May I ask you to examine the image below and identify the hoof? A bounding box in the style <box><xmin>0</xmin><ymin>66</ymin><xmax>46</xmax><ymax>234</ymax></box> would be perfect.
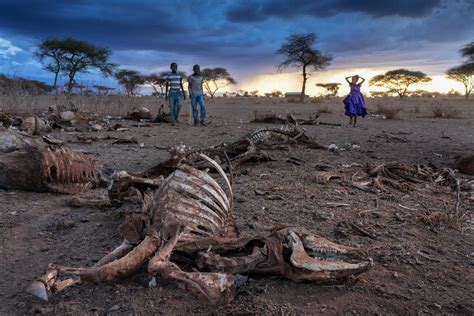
<box><xmin>27</xmin><ymin>281</ymin><xmax>49</xmax><ymax>301</ymax></box>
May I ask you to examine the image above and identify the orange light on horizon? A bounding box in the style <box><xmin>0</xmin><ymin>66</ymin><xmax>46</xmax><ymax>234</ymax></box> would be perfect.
<box><xmin>230</xmin><ymin>68</ymin><xmax>466</xmax><ymax>96</ymax></box>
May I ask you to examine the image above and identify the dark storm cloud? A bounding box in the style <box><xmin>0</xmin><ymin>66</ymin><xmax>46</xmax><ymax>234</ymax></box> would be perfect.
<box><xmin>1</xmin><ymin>0</ymin><xmax>473</xmax><ymax>84</ymax></box>
<box><xmin>226</xmin><ymin>0</ymin><xmax>442</xmax><ymax>22</ymax></box>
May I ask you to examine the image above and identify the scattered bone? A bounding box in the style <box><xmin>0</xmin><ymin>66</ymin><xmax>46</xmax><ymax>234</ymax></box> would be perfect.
<box><xmin>312</xmin><ymin>171</ymin><xmax>342</xmax><ymax>184</ymax></box>
<box><xmin>59</xmin><ymin>111</ymin><xmax>76</xmax><ymax>123</ymax></box>
<box><xmin>21</xmin><ymin>116</ymin><xmax>51</xmax><ymax>135</ymax></box>
<box><xmin>90</xmin><ymin>124</ymin><xmax>103</xmax><ymax>132</ymax></box>
<box><xmin>30</xmin><ymin>155</ymin><xmax>372</xmax><ymax>305</ymax></box>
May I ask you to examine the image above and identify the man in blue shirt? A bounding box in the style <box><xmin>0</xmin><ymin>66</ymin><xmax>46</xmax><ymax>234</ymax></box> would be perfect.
<box><xmin>165</xmin><ymin>63</ymin><xmax>186</xmax><ymax>124</ymax></box>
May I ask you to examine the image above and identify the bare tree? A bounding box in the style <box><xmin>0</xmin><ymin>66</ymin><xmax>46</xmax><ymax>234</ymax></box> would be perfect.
<box><xmin>446</xmin><ymin>63</ymin><xmax>474</xmax><ymax>99</ymax></box>
<box><xmin>202</xmin><ymin>67</ymin><xmax>236</xmax><ymax>98</ymax></box>
<box><xmin>115</xmin><ymin>69</ymin><xmax>144</xmax><ymax>96</ymax></box>
<box><xmin>369</xmin><ymin>69</ymin><xmax>431</xmax><ymax>98</ymax></box>
<box><xmin>276</xmin><ymin>33</ymin><xmax>332</xmax><ymax>102</ymax></box>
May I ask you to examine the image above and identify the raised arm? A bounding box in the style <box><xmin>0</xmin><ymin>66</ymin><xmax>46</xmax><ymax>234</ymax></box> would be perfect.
<box><xmin>358</xmin><ymin>76</ymin><xmax>366</xmax><ymax>85</ymax></box>
<box><xmin>345</xmin><ymin>76</ymin><xmax>352</xmax><ymax>84</ymax></box>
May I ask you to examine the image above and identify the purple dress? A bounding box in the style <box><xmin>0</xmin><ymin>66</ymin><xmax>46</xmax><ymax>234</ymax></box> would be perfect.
<box><xmin>344</xmin><ymin>84</ymin><xmax>367</xmax><ymax>117</ymax></box>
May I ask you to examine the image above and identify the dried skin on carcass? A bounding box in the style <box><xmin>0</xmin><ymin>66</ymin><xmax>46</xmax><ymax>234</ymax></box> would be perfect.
<box><xmin>0</xmin><ymin>130</ymin><xmax>99</xmax><ymax>193</ymax></box>
<box><xmin>30</xmin><ymin>155</ymin><xmax>372</xmax><ymax>305</ymax></box>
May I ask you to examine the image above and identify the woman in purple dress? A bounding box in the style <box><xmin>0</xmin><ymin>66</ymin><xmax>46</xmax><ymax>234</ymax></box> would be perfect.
<box><xmin>343</xmin><ymin>75</ymin><xmax>367</xmax><ymax>127</ymax></box>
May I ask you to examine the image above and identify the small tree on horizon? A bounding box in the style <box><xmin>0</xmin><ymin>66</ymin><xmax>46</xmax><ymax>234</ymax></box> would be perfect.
<box><xmin>446</xmin><ymin>63</ymin><xmax>474</xmax><ymax>99</ymax></box>
<box><xmin>143</xmin><ymin>73</ymin><xmax>167</xmax><ymax>97</ymax></box>
<box><xmin>202</xmin><ymin>67</ymin><xmax>236</xmax><ymax>98</ymax></box>
<box><xmin>316</xmin><ymin>83</ymin><xmax>341</xmax><ymax>97</ymax></box>
<box><xmin>62</xmin><ymin>39</ymin><xmax>116</xmax><ymax>94</ymax></box>
<box><xmin>93</xmin><ymin>85</ymin><xmax>115</xmax><ymax>96</ymax></box>
<box><xmin>276</xmin><ymin>33</ymin><xmax>332</xmax><ymax>102</ymax></box>
<box><xmin>38</xmin><ymin>38</ymin><xmax>116</xmax><ymax>94</ymax></box>
<box><xmin>369</xmin><ymin>69</ymin><xmax>431</xmax><ymax>99</ymax></box>
<box><xmin>115</xmin><ymin>69</ymin><xmax>144</xmax><ymax>96</ymax></box>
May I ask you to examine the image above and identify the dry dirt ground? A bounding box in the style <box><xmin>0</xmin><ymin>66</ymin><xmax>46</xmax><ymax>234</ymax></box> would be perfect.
<box><xmin>1</xmin><ymin>97</ymin><xmax>473</xmax><ymax>315</ymax></box>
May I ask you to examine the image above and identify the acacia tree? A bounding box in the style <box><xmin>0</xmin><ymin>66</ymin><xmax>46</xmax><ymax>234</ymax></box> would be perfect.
<box><xmin>316</xmin><ymin>83</ymin><xmax>341</xmax><ymax>97</ymax></box>
<box><xmin>369</xmin><ymin>69</ymin><xmax>431</xmax><ymax>98</ymax></box>
<box><xmin>50</xmin><ymin>38</ymin><xmax>116</xmax><ymax>94</ymax></box>
<box><xmin>115</xmin><ymin>69</ymin><xmax>144</xmax><ymax>96</ymax></box>
<box><xmin>35</xmin><ymin>38</ymin><xmax>68</xmax><ymax>94</ymax></box>
<box><xmin>276</xmin><ymin>33</ymin><xmax>332</xmax><ymax>102</ymax></box>
<box><xmin>202</xmin><ymin>67</ymin><xmax>236</xmax><ymax>98</ymax></box>
<box><xmin>143</xmin><ymin>73</ymin><xmax>167</xmax><ymax>97</ymax></box>
<box><xmin>446</xmin><ymin>63</ymin><xmax>474</xmax><ymax>99</ymax></box>
<box><xmin>460</xmin><ymin>41</ymin><xmax>474</xmax><ymax>63</ymax></box>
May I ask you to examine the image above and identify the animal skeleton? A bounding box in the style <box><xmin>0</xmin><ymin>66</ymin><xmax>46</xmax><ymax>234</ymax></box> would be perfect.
<box><xmin>0</xmin><ymin>128</ymin><xmax>99</xmax><ymax>194</ymax></box>
<box><xmin>30</xmin><ymin>154</ymin><xmax>372</xmax><ymax>305</ymax></box>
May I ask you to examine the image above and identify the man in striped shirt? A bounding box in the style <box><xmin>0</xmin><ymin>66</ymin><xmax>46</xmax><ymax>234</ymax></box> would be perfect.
<box><xmin>165</xmin><ymin>63</ymin><xmax>186</xmax><ymax>124</ymax></box>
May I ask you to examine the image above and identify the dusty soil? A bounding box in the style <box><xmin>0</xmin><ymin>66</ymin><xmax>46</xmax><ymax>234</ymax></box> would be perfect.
<box><xmin>1</xmin><ymin>97</ymin><xmax>473</xmax><ymax>315</ymax></box>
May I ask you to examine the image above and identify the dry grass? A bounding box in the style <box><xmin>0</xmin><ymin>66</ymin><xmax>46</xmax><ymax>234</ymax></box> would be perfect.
<box><xmin>430</xmin><ymin>103</ymin><xmax>461</xmax><ymax>118</ymax></box>
<box><xmin>316</xmin><ymin>104</ymin><xmax>332</xmax><ymax>114</ymax></box>
<box><xmin>374</xmin><ymin>103</ymin><xmax>402</xmax><ymax>119</ymax></box>
<box><xmin>413</xmin><ymin>103</ymin><xmax>421</xmax><ymax>113</ymax></box>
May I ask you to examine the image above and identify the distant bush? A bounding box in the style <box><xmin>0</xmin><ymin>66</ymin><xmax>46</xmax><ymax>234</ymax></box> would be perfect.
<box><xmin>375</xmin><ymin>104</ymin><xmax>402</xmax><ymax>119</ymax></box>
<box><xmin>316</xmin><ymin>104</ymin><xmax>332</xmax><ymax>114</ymax></box>
<box><xmin>430</xmin><ymin>104</ymin><xmax>461</xmax><ymax>118</ymax></box>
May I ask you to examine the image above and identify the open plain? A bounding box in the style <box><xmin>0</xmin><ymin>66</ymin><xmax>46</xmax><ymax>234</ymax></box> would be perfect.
<box><xmin>0</xmin><ymin>96</ymin><xmax>473</xmax><ymax>315</ymax></box>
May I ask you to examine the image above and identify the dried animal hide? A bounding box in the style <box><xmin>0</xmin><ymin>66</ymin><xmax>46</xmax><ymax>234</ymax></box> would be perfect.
<box><xmin>0</xmin><ymin>129</ymin><xmax>99</xmax><ymax>193</ymax></box>
<box><xmin>30</xmin><ymin>155</ymin><xmax>372</xmax><ymax>305</ymax></box>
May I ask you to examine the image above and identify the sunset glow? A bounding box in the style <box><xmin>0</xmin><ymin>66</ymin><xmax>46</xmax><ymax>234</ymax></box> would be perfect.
<box><xmin>238</xmin><ymin>69</ymin><xmax>465</xmax><ymax>97</ymax></box>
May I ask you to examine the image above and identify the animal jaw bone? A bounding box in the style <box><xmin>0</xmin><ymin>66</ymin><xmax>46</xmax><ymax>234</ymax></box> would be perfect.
<box><xmin>30</xmin><ymin>155</ymin><xmax>372</xmax><ymax>305</ymax></box>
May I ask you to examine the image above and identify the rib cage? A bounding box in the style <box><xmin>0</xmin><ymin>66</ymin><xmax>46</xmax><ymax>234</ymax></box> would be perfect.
<box><xmin>152</xmin><ymin>154</ymin><xmax>235</xmax><ymax>243</ymax></box>
<box><xmin>39</xmin><ymin>146</ymin><xmax>99</xmax><ymax>194</ymax></box>
<box><xmin>245</xmin><ymin>126</ymin><xmax>299</xmax><ymax>144</ymax></box>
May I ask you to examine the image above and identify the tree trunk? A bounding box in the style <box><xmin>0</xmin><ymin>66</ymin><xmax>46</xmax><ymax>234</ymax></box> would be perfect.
<box><xmin>301</xmin><ymin>65</ymin><xmax>307</xmax><ymax>103</ymax></box>
<box><xmin>53</xmin><ymin>71</ymin><xmax>59</xmax><ymax>95</ymax></box>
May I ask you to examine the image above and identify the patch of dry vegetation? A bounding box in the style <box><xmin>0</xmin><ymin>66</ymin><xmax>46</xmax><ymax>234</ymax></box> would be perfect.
<box><xmin>430</xmin><ymin>102</ymin><xmax>461</xmax><ymax>118</ymax></box>
<box><xmin>374</xmin><ymin>103</ymin><xmax>402</xmax><ymax>119</ymax></box>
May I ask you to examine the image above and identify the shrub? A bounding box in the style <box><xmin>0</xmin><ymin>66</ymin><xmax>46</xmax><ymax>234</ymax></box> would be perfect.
<box><xmin>316</xmin><ymin>104</ymin><xmax>332</xmax><ymax>114</ymax></box>
<box><xmin>430</xmin><ymin>104</ymin><xmax>461</xmax><ymax>118</ymax></box>
<box><xmin>375</xmin><ymin>104</ymin><xmax>402</xmax><ymax>119</ymax></box>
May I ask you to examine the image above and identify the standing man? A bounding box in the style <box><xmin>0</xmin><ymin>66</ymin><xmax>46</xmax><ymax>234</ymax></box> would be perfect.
<box><xmin>165</xmin><ymin>63</ymin><xmax>186</xmax><ymax>124</ymax></box>
<box><xmin>187</xmin><ymin>64</ymin><xmax>206</xmax><ymax>126</ymax></box>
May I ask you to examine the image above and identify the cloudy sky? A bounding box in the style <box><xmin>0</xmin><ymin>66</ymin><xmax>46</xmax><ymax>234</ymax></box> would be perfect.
<box><xmin>0</xmin><ymin>0</ymin><xmax>473</xmax><ymax>95</ymax></box>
